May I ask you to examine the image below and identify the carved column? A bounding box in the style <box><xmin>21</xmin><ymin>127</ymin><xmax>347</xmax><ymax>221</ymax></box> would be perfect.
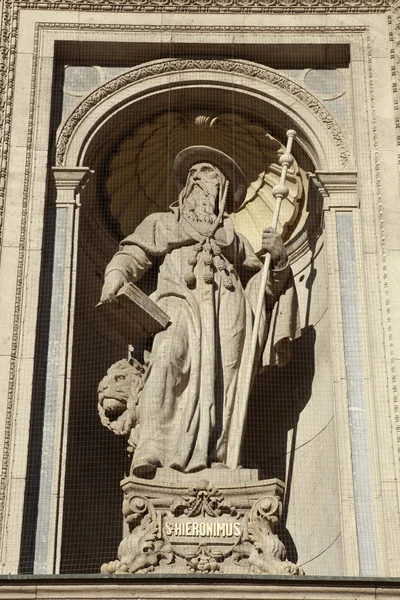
<box><xmin>313</xmin><ymin>170</ymin><xmax>378</xmax><ymax>576</ymax></box>
<box><xmin>33</xmin><ymin>167</ymin><xmax>92</xmax><ymax>574</ymax></box>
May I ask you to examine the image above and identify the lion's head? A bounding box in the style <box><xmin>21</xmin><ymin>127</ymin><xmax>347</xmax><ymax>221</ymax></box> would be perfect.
<box><xmin>98</xmin><ymin>359</ymin><xmax>146</xmax><ymax>440</ymax></box>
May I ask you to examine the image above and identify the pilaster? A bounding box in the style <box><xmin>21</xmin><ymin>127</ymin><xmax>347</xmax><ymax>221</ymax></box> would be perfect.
<box><xmin>312</xmin><ymin>170</ymin><xmax>378</xmax><ymax>576</ymax></box>
<box><xmin>33</xmin><ymin>167</ymin><xmax>92</xmax><ymax>574</ymax></box>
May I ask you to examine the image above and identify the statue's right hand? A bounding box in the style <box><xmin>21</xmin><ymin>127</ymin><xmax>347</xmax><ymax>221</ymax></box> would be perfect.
<box><xmin>100</xmin><ymin>271</ymin><xmax>126</xmax><ymax>303</ymax></box>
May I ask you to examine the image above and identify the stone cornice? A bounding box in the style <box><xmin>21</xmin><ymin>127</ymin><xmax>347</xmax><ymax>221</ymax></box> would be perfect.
<box><xmin>1</xmin><ymin>574</ymin><xmax>400</xmax><ymax>599</ymax></box>
<box><xmin>311</xmin><ymin>171</ymin><xmax>359</xmax><ymax>209</ymax></box>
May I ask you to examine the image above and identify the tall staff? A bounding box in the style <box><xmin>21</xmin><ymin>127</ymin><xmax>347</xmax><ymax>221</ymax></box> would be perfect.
<box><xmin>228</xmin><ymin>129</ymin><xmax>297</xmax><ymax>469</ymax></box>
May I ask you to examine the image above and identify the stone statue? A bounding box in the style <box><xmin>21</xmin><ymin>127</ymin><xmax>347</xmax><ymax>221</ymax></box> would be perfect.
<box><xmin>98</xmin><ymin>144</ymin><xmax>304</xmax><ymax>575</ymax></box>
<box><xmin>100</xmin><ymin>146</ymin><xmax>299</xmax><ymax>479</ymax></box>
<box><xmin>97</xmin><ymin>358</ymin><xmax>146</xmax><ymax>454</ymax></box>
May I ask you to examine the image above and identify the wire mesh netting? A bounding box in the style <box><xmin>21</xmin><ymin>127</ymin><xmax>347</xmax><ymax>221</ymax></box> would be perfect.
<box><xmin>18</xmin><ymin>38</ymin><xmax>355</xmax><ymax>576</ymax></box>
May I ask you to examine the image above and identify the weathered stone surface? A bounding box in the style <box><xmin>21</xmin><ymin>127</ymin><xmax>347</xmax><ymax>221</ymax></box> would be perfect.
<box><xmin>99</xmin><ymin>147</ymin><xmax>299</xmax><ymax>478</ymax></box>
<box><xmin>100</xmin><ymin>475</ymin><xmax>302</xmax><ymax>575</ymax></box>
<box><xmin>98</xmin><ymin>146</ymin><xmax>302</xmax><ymax>575</ymax></box>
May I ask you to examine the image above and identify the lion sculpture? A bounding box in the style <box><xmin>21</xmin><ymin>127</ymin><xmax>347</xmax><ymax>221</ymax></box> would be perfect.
<box><xmin>98</xmin><ymin>358</ymin><xmax>146</xmax><ymax>454</ymax></box>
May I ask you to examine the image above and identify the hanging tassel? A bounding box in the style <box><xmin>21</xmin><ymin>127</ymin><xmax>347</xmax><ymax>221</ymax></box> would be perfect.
<box><xmin>222</xmin><ymin>274</ymin><xmax>234</xmax><ymax>290</ymax></box>
<box><xmin>213</xmin><ymin>252</ymin><xmax>234</xmax><ymax>290</ymax></box>
<box><xmin>202</xmin><ymin>238</ymin><xmax>214</xmax><ymax>284</ymax></box>
<box><xmin>184</xmin><ymin>269</ymin><xmax>196</xmax><ymax>286</ymax></box>
<box><xmin>184</xmin><ymin>241</ymin><xmax>205</xmax><ymax>287</ymax></box>
<box><xmin>203</xmin><ymin>266</ymin><xmax>214</xmax><ymax>284</ymax></box>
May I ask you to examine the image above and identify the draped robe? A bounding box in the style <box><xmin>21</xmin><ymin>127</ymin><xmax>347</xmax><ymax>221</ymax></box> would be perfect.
<box><xmin>105</xmin><ymin>209</ymin><xmax>299</xmax><ymax>475</ymax></box>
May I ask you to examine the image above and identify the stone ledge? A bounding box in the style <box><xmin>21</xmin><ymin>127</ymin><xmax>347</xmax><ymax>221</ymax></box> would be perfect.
<box><xmin>1</xmin><ymin>576</ymin><xmax>400</xmax><ymax>599</ymax></box>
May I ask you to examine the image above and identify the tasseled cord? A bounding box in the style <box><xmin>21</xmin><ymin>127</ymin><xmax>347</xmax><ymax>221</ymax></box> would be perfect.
<box><xmin>182</xmin><ymin>181</ymin><xmax>234</xmax><ymax>290</ymax></box>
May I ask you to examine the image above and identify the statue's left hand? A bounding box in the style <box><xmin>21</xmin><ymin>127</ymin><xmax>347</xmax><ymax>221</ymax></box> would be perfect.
<box><xmin>261</xmin><ymin>227</ymin><xmax>287</xmax><ymax>267</ymax></box>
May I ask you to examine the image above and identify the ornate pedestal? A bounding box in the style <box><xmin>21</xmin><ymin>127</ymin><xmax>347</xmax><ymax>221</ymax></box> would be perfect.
<box><xmin>101</xmin><ymin>469</ymin><xmax>304</xmax><ymax>575</ymax></box>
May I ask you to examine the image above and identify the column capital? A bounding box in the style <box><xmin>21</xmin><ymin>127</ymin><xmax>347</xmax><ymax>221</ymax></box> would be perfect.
<box><xmin>52</xmin><ymin>167</ymin><xmax>93</xmax><ymax>205</ymax></box>
<box><xmin>310</xmin><ymin>171</ymin><xmax>358</xmax><ymax>211</ymax></box>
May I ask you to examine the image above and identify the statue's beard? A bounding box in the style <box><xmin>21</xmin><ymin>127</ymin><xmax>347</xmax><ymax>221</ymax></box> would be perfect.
<box><xmin>182</xmin><ymin>182</ymin><xmax>219</xmax><ymax>226</ymax></box>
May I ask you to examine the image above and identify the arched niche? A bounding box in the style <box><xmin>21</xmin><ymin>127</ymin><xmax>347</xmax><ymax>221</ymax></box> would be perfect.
<box><xmin>50</xmin><ymin>60</ymin><xmax>352</xmax><ymax>574</ymax></box>
<box><xmin>58</xmin><ymin>59</ymin><xmax>353</xmax><ymax>172</ymax></box>
<box><xmin>56</xmin><ymin>58</ymin><xmax>354</xmax><ymax>273</ymax></box>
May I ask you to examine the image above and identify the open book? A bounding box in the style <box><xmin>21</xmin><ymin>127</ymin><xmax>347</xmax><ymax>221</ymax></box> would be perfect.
<box><xmin>96</xmin><ymin>282</ymin><xmax>170</xmax><ymax>341</ymax></box>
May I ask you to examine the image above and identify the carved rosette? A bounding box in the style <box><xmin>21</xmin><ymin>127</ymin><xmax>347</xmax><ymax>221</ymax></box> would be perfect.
<box><xmin>187</xmin><ymin>546</ymin><xmax>220</xmax><ymax>573</ymax></box>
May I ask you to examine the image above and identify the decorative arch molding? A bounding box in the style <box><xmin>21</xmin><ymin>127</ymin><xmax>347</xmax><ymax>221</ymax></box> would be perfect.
<box><xmin>56</xmin><ymin>58</ymin><xmax>354</xmax><ymax>171</ymax></box>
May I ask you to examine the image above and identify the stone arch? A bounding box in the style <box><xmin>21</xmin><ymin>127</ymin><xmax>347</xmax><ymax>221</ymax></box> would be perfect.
<box><xmin>56</xmin><ymin>58</ymin><xmax>354</xmax><ymax>173</ymax></box>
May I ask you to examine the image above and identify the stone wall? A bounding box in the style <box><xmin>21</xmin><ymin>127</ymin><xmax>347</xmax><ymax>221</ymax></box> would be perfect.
<box><xmin>0</xmin><ymin>0</ymin><xmax>400</xmax><ymax>585</ymax></box>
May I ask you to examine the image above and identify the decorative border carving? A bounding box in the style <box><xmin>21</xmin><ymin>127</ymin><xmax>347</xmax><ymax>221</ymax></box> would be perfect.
<box><xmin>383</xmin><ymin>10</ymin><xmax>400</xmax><ymax>458</ymax></box>
<box><xmin>0</xmin><ymin>0</ymin><xmax>20</xmax><ymax>543</ymax></box>
<box><xmin>390</xmin><ymin>2</ymin><xmax>400</xmax><ymax>154</ymax></box>
<box><xmin>19</xmin><ymin>0</ymin><xmax>390</xmax><ymax>12</ymax></box>
<box><xmin>0</xmin><ymin>0</ymin><xmax>17</xmax><ymax>243</ymax></box>
<box><xmin>56</xmin><ymin>58</ymin><xmax>351</xmax><ymax>167</ymax></box>
<box><xmin>33</xmin><ymin>22</ymin><xmax>368</xmax><ymax>32</ymax></box>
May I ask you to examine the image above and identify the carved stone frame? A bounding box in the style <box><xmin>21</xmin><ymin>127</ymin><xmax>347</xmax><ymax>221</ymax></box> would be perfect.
<box><xmin>0</xmin><ymin>5</ymin><xmax>399</xmax><ymax>579</ymax></box>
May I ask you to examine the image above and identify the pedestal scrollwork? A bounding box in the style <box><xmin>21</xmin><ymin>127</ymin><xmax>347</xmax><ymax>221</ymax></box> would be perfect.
<box><xmin>170</xmin><ymin>480</ymin><xmax>238</xmax><ymax>518</ymax></box>
<box><xmin>101</xmin><ymin>495</ymin><xmax>173</xmax><ymax>574</ymax></box>
<box><xmin>101</xmin><ymin>475</ymin><xmax>304</xmax><ymax>575</ymax></box>
<box><xmin>233</xmin><ymin>495</ymin><xmax>304</xmax><ymax>575</ymax></box>
<box><xmin>165</xmin><ymin>480</ymin><xmax>241</xmax><ymax>573</ymax></box>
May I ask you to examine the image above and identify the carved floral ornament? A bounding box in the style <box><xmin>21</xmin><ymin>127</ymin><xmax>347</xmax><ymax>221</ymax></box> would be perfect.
<box><xmin>100</xmin><ymin>481</ymin><xmax>304</xmax><ymax>575</ymax></box>
<box><xmin>55</xmin><ymin>59</ymin><xmax>351</xmax><ymax>170</ymax></box>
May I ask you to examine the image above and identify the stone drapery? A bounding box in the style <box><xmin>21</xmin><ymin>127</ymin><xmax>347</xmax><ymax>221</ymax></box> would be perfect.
<box><xmin>105</xmin><ymin>209</ymin><xmax>299</xmax><ymax>474</ymax></box>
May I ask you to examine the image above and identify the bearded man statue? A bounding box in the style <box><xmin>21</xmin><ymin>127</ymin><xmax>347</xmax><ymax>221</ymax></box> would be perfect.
<box><xmin>100</xmin><ymin>146</ymin><xmax>299</xmax><ymax>478</ymax></box>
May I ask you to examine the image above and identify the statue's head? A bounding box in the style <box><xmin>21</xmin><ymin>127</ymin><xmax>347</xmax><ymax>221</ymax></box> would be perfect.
<box><xmin>173</xmin><ymin>146</ymin><xmax>246</xmax><ymax>219</ymax></box>
<box><xmin>179</xmin><ymin>162</ymin><xmax>223</xmax><ymax>225</ymax></box>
